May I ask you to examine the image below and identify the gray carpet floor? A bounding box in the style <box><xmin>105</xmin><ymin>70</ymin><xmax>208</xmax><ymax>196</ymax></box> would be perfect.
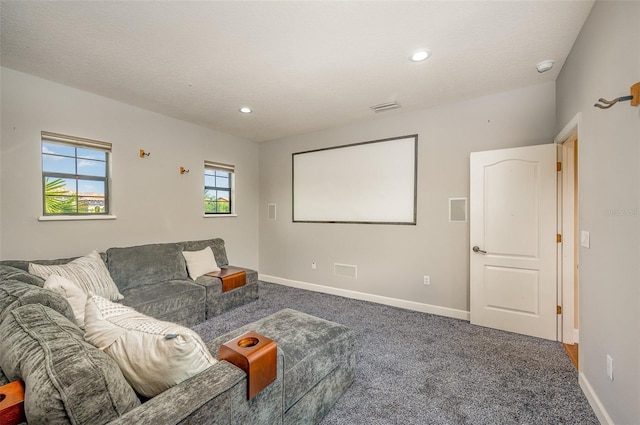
<box><xmin>192</xmin><ymin>282</ymin><xmax>598</xmax><ymax>425</ymax></box>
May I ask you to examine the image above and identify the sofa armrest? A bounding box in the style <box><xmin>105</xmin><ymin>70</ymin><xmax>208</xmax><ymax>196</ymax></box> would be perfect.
<box><xmin>194</xmin><ymin>274</ymin><xmax>224</xmax><ymax>291</ymax></box>
<box><xmin>109</xmin><ymin>356</ymin><xmax>284</xmax><ymax>425</ymax></box>
<box><xmin>193</xmin><ymin>267</ymin><xmax>259</xmax><ymax>318</ymax></box>
<box><xmin>108</xmin><ymin>361</ymin><xmax>245</xmax><ymax>424</ymax></box>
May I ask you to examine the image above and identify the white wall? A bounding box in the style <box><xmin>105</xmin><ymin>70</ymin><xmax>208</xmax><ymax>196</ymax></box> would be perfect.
<box><xmin>0</xmin><ymin>68</ymin><xmax>259</xmax><ymax>268</ymax></box>
<box><xmin>259</xmin><ymin>82</ymin><xmax>556</xmax><ymax>315</ymax></box>
<box><xmin>556</xmin><ymin>2</ymin><xmax>639</xmax><ymax>424</ymax></box>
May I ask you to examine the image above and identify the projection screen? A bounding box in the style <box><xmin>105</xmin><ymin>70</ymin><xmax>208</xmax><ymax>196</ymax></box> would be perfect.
<box><xmin>292</xmin><ymin>135</ymin><xmax>417</xmax><ymax>224</ymax></box>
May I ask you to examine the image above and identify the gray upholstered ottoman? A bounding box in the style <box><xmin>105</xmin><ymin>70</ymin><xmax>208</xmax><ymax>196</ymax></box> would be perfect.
<box><xmin>207</xmin><ymin>309</ymin><xmax>355</xmax><ymax>425</ymax></box>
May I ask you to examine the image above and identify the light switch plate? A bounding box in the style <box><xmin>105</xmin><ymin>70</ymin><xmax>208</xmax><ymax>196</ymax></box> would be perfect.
<box><xmin>581</xmin><ymin>230</ymin><xmax>590</xmax><ymax>248</ymax></box>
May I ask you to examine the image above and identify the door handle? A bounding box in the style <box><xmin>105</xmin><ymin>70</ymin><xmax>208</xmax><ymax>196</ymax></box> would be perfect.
<box><xmin>472</xmin><ymin>246</ymin><xmax>487</xmax><ymax>254</ymax></box>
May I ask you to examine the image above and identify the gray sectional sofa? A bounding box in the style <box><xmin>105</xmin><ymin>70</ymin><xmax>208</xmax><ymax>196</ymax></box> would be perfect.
<box><xmin>0</xmin><ymin>238</ymin><xmax>356</xmax><ymax>424</ymax></box>
<box><xmin>0</xmin><ymin>237</ymin><xmax>259</xmax><ymax>327</ymax></box>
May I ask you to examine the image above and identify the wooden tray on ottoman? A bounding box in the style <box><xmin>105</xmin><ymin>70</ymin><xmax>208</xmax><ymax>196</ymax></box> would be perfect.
<box><xmin>205</xmin><ymin>267</ymin><xmax>246</xmax><ymax>292</ymax></box>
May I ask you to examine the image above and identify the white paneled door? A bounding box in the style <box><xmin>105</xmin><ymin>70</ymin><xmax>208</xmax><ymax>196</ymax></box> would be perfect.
<box><xmin>470</xmin><ymin>144</ymin><xmax>557</xmax><ymax>340</ymax></box>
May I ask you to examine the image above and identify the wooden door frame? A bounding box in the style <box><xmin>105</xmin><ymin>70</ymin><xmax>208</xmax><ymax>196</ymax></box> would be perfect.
<box><xmin>555</xmin><ymin>113</ymin><xmax>581</xmax><ymax>345</ymax></box>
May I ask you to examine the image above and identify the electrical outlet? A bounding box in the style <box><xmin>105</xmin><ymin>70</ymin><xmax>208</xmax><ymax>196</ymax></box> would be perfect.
<box><xmin>606</xmin><ymin>355</ymin><xmax>614</xmax><ymax>380</ymax></box>
<box><xmin>423</xmin><ymin>275</ymin><xmax>430</xmax><ymax>285</ymax></box>
<box><xmin>311</xmin><ymin>262</ymin><xmax>317</xmax><ymax>270</ymax></box>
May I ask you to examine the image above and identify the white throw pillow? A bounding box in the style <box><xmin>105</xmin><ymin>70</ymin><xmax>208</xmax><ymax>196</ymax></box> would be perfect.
<box><xmin>43</xmin><ymin>274</ymin><xmax>88</xmax><ymax>327</ymax></box>
<box><xmin>182</xmin><ymin>246</ymin><xmax>221</xmax><ymax>279</ymax></box>
<box><xmin>83</xmin><ymin>295</ymin><xmax>217</xmax><ymax>397</ymax></box>
<box><xmin>29</xmin><ymin>251</ymin><xmax>123</xmax><ymax>301</ymax></box>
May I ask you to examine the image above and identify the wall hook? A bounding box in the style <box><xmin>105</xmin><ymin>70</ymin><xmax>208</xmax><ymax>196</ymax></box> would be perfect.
<box><xmin>594</xmin><ymin>95</ymin><xmax>633</xmax><ymax>109</ymax></box>
<box><xmin>180</xmin><ymin>166</ymin><xmax>190</xmax><ymax>174</ymax></box>
<box><xmin>139</xmin><ymin>149</ymin><xmax>151</xmax><ymax>158</ymax></box>
<box><xmin>594</xmin><ymin>82</ymin><xmax>639</xmax><ymax>109</ymax></box>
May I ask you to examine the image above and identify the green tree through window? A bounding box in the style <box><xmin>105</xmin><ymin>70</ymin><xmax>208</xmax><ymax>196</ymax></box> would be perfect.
<box><xmin>44</xmin><ymin>177</ymin><xmax>76</xmax><ymax>214</ymax></box>
<box><xmin>204</xmin><ymin>161</ymin><xmax>234</xmax><ymax>215</ymax></box>
<box><xmin>41</xmin><ymin>132</ymin><xmax>111</xmax><ymax>216</ymax></box>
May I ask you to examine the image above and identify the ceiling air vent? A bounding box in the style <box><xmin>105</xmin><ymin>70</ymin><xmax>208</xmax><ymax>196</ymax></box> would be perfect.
<box><xmin>370</xmin><ymin>101</ymin><xmax>401</xmax><ymax>113</ymax></box>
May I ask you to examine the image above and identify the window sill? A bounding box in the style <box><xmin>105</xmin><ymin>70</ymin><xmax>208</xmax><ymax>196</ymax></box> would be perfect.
<box><xmin>38</xmin><ymin>215</ymin><xmax>117</xmax><ymax>222</ymax></box>
<box><xmin>203</xmin><ymin>214</ymin><xmax>237</xmax><ymax>218</ymax></box>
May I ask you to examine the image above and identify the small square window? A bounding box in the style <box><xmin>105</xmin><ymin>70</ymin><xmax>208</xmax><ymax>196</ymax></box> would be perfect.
<box><xmin>41</xmin><ymin>132</ymin><xmax>111</xmax><ymax>216</ymax></box>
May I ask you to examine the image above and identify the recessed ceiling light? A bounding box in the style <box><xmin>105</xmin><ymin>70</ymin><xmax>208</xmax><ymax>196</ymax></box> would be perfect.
<box><xmin>239</xmin><ymin>107</ymin><xmax>252</xmax><ymax>114</ymax></box>
<box><xmin>536</xmin><ymin>60</ymin><xmax>555</xmax><ymax>73</ymax></box>
<box><xmin>410</xmin><ymin>50</ymin><xmax>431</xmax><ymax>62</ymax></box>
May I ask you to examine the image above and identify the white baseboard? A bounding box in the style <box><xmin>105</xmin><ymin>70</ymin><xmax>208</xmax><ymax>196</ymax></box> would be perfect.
<box><xmin>573</xmin><ymin>328</ymin><xmax>579</xmax><ymax>344</ymax></box>
<box><xmin>259</xmin><ymin>274</ymin><xmax>470</xmax><ymax>321</ymax></box>
<box><xmin>579</xmin><ymin>372</ymin><xmax>614</xmax><ymax>425</ymax></box>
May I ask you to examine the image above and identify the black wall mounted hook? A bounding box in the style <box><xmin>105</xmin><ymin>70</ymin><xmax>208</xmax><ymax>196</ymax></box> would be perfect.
<box><xmin>594</xmin><ymin>82</ymin><xmax>639</xmax><ymax>109</ymax></box>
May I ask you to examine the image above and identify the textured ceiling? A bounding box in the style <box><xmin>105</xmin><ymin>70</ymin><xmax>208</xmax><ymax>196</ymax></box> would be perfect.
<box><xmin>0</xmin><ymin>1</ymin><xmax>594</xmax><ymax>143</ymax></box>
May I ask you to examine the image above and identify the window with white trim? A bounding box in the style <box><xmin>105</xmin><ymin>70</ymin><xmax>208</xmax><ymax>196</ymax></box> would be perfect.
<box><xmin>204</xmin><ymin>160</ymin><xmax>234</xmax><ymax>214</ymax></box>
<box><xmin>41</xmin><ymin>131</ymin><xmax>111</xmax><ymax>216</ymax></box>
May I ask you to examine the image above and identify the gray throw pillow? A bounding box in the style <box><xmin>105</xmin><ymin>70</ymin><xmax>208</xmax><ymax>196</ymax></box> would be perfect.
<box><xmin>0</xmin><ymin>279</ymin><xmax>76</xmax><ymax>324</ymax></box>
<box><xmin>0</xmin><ymin>304</ymin><xmax>140</xmax><ymax>424</ymax></box>
<box><xmin>107</xmin><ymin>243</ymin><xmax>188</xmax><ymax>291</ymax></box>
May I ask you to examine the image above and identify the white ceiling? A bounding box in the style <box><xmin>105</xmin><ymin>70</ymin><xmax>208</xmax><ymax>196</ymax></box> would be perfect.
<box><xmin>0</xmin><ymin>1</ymin><xmax>594</xmax><ymax>143</ymax></box>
